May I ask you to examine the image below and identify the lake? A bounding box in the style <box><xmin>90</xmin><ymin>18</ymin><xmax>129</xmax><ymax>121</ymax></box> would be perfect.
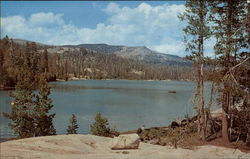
<box><xmin>0</xmin><ymin>80</ymin><xmax>218</xmax><ymax>138</ymax></box>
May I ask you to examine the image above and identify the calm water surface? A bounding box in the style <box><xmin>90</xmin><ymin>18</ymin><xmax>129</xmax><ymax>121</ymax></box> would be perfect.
<box><xmin>0</xmin><ymin>80</ymin><xmax>217</xmax><ymax>138</ymax></box>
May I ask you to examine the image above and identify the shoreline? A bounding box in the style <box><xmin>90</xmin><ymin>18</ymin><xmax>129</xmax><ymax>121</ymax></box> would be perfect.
<box><xmin>0</xmin><ymin>78</ymin><xmax>198</xmax><ymax>91</ymax></box>
<box><xmin>0</xmin><ymin>109</ymin><xmax>222</xmax><ymax>142</ymax></box>
<box><xmin>0</xmin><ymin>86</ymin><xmax>15</xmax><ymax>91</ymax></box>
<box><xmin>57</xmin><ymin>77</ymin><xmax>191</xmax><ymax>82</ymax></box>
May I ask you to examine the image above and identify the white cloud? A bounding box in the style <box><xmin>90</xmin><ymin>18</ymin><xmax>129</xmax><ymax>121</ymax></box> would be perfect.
<box><xmin>28</xmin><ymin>12</ymin><xmax>64</xmax><ymax>26</ymax></box>
<box><xmin>1</xmin><ymin>16</ymin><xmax>26</xmax><ymax>34</ymax></box>
<box><xmin>152</xmin><ymin>43</ymin><xmax>185</xmax><ymax>55</ymax></box>
<box><xmin>102</xmin><ymin>2</ymin><xmax>121</xmax><ymax>14</ymax></box>
<box><xmin>1</xmin><ymin>2</ymin><xmax>206</xmax><ymax>56</ymax></box>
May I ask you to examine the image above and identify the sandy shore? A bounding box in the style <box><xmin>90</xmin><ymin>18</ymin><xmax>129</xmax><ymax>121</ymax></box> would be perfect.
<box><xmin>1</xmin><ymin>134</ymin><xmax>249</xmax><ymax>159</ymax></box>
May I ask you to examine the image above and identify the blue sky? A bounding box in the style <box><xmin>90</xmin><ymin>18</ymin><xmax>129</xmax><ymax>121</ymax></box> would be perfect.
<box><xmin>1</xmin><ymin>1</ymin><xmax>214</xmax><ymax>56</ymax></box>
<box><xmin>2</xmin><ymin>1</ymin><xmax>184</xmax><ymax>28</ymax></box>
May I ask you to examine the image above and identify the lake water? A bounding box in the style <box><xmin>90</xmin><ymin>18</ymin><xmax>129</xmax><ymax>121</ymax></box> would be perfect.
<box><xmin>0</xmin><ymin>80</ymin><xmax>218</xmax><ymax>138</ymax></box>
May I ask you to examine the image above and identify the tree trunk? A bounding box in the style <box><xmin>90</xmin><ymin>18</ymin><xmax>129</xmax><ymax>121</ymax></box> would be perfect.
<box><xmin>222</xmin><ymin>91</ymin><xmax>230</xmax><ymax>143</ymax></box>
<box><xmin>198</xmin><ymin>1</ymin><xmax>205</xmax><ymax>141</ymax></box>
<box><xmin>200</xmin><ymin>63</ymin><xmax>206</xmax><ymax>141</ymax></box>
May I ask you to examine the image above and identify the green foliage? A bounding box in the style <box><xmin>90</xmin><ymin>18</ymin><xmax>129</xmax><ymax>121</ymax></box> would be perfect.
<box><xmin>39</xmin><ymin>48</ymin><xmax>49</xmax><ymax>73</ymax></box>
<box><xmin>164</xmin><ymin>122</ymin><xmax>198</xmax><ymax>149</ymax></box>
<box><xmin>179</xmin><ymin>0</ymin><xmax>211</xmax><ymax>61</ymax></box>
<box><xmin>208</xmin><ymin>0</ymin><xmax>249</xmax><ymax>142</ymax></box>
<box><xmin>3</xmin><ymin>62</ymin><xmax>37</xmax><ymax>138</ymax></box>
<box><xmin>67</xmin><ymin>114</ymin><xmax>79</xmax><ymax>134</ymax></box>
<box><xmin>139</xmin><ymin>119</ymin><xmax>198</xmax><ymax>149</ymax></box>
<box><xmin>35</xmin><ymin>74</ymin><xmax>56</xmax><ymax>136</ymax></box>
<box><xmin>139</xmin><ymin>128</ymin><xmax>166</xmax><ymax>141</ymax></box>
<box><xmin>0</xmin><ymin>37</ymin><xmax>19</xmax><ymax>88</ymax></box>
<box><xmin>0</xmin><ymin>37</ymin><xmax>196</xmax><ymax>87</ymax></box>
<box><xmin>4</xmin><ymin>90</ymin><xmax>36</xmax><ymax>138</ymax></box>
<box><xmin>208</xmin><ymin>0</ymin><xmax>248</xmax><ymax>88</ymax></box>
<box><xmin>179</xmin><ymin>0</ymin><xmax>211</xmax><ymax>141</ymax></box>
<box><xmin>3</xmin><ymin>42</ymin><xmax>56</xmax><ymax>138</ymax></box>
<box><xmin>184</xmin><ymin>114</ymin><xmax>190</xmax><ymax>120</ymax></box>
<box><xmin>90</xmin><ymin>112</ymin><xmax>110</xmax><ymax>137</ymax></box>
<box><xmin>0</xmin><ymin>37</ymin><xmax>7</xmax><ymax>87</ymax></box>
<box><xmin>3</xmin><ymin>74</ymin><xmax>56</xmax><ymax>138</ymax></box>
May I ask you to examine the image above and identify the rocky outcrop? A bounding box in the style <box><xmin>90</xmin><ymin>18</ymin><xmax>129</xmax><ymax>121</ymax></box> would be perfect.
<box><xmin>1</xmin><ymin>134</ymin><xmax>249</xmax><ymax>159</ymax></box>
<box><xmin>109</xmin><ymin>134</ymin><xmax>140</xmax><ymax>150</ymax></box>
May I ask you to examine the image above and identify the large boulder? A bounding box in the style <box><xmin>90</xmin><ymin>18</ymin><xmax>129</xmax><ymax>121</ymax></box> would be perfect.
<box><xmin>109</xmin><ymin>134</ymin><xmax>140</xmax><ymax>150</ymax></box>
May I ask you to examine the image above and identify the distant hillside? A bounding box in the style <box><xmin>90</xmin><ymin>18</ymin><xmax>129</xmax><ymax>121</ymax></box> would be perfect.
<box><xmin>13</xmin><ymin>39</ymin><xmax>50</xmax><ymax>47</ymax></box>
<box><xmin>13</xmin><ymin>39</ymin><xmax>190</xmax><ymax>66</ymax></box>
<box><xmin>64</xmin><ymin>44</ymin><xmax>124</xmax><ymax>54</ymax></box>
<box><xmin>63</xmin><ymin>44</ymin><xmax>190</xmax><ymax>66</ymax></box>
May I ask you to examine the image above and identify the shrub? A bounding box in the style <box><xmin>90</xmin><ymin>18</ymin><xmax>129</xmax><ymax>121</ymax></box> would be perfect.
<box><xmin>67</xmin><ymin>114</ymin><xmax>79</xmax><ymax>134</ymax></box>
<box><xmin>90</xmin><ymin>113</ymin><xmax>111</xmax><ymax>137</ymax></box>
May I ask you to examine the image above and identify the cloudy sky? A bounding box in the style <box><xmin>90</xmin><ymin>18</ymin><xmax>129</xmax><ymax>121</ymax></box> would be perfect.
<box><xmin>1</xmin><ymin>1</ymin><xmax>214</xmax><ymax>56</ymax></box>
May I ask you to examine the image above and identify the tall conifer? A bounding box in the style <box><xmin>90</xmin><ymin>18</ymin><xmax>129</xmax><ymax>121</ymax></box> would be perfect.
<box><xmin>179</xmin><ymin>0</ymin><xmax>211</xmax><ymax>141</ymax></box>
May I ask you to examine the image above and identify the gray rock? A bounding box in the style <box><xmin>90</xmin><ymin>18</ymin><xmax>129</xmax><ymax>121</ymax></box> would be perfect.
<box><xmin>109</xmin><ymin>134</ymin><xmax>140</xmax><ymax>150</ymax></box>
<box><xmin>148</xmin><ymin>138</ymin><xmax>160</xmax><ymax>145</ymax></box>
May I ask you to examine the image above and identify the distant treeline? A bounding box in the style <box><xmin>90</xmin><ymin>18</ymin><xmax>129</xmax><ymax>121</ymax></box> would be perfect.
<box><xmin>0</xmin><ymin>37</ymin><xmax>197</xmax><ymax>88</ymax></box>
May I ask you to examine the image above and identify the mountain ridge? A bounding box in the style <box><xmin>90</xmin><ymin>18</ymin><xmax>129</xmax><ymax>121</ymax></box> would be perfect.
<box><xmin>12</xmin><ymin>38</ymin><xmax>190</xmax><ymax>66</ymax></box>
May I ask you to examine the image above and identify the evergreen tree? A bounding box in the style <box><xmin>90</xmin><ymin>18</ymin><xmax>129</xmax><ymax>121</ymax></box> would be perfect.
<box><xmin>209</xmin><ymin>0</ymin><xmax>249</xmax><ymax>143</ymax></box>
<box><xmin>67</xmin><ymin>114</ymin><xmax>79</xmax><ymax>134</ymax></box>
<box><xmin>0</xmin><ymin>37</ymin><xmax>8</xmax><ymax>87</ymax></box>
<box><xmin>40</xmin><ymin>48</ymin><xmax>49</xmax><ymax>73</ymax></box>
<box><xmin>24</xmin><ymin>42</ymin><xmax>39</xmax><ymax>88</ymax></box>
<box><xmin>0</xmin><ymin>36</ymin><xmax>18</xmax><ymax>87</ymax></box>
<box><xmin>3</xmin><ymin>60</ymin><xmax>36</xmax><ymax>138</ymax></box>
<box><xmin>90</xmin><ymin>113</ymin><xmax>110</xmax><ymax>137</ymax></box>
<box><xmin>35</xmin><ymin>74</ymin><xmax>56</xmax><ymax>136</ymax></box>
<box><xmin>179</xmin><ymin>0</ymin><xmax>211</xmax><ymax>141</ymax></box>
<box><xmin>3</xmin><ymin>43</ymin><xmax>56</xmax><ymax>138</ymax></box>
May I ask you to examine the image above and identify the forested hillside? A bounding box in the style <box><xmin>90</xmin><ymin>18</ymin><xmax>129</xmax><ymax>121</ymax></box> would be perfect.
<box><xmin>64</xmin><ymin>43</ymin><xmax>190</xmax><ymax>66</ymax></box>
<box><xmin>0</xmin><ymin>37</ymin><xmax>195</xmax><ymax>89</ymax></box>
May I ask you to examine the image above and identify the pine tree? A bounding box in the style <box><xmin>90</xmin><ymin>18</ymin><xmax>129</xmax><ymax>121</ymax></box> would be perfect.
<box><xmin>3</xmin><ymin>43</ymin><xmax>56</xmax><ymax>138</ymax></box>
<box><xmin>0</xmin><ymin>37</ymin><xmax>8</xmax><ymax>87</ymax></box>
<box><xmin>0</xmin><ymin>36</ymin><xmax>17</xmax><ymax>88</ymax></box>
<box><xmin>67</xmin><ymin>114</ymin><xmax>79</xmax><ymax>134</ymax></box>
<box><xmin>35</xmin><ymin>74</ymin><xmax>56</xmax><ymax>136</ymax></box>
<box><xmin>90</xmin><ymin>113</ymin><xmax>110</xmax><ymax>137</ymax></box>
<box><xmin>179</xmin><ymin>0</ymin><xmax>211</xmax><ymax>141</ymax></box>
<box><xmin>3</xmin><ymin>59</ymin><xmax>37</xmax><ymax>138</ymax></box>
<box><xmin>24</xmin><ymin>42</ymin><xmax>39</xmax><ymax>88</ymax></box>
<box><xmin>209</xmin><ymin>0</ymin><xmax>248</xmax><ymax>143</ymax></box>
<box><xmin>39</xmin><ymin>48</ymin><xmax>49</xmax><ymax>73</ymax></box>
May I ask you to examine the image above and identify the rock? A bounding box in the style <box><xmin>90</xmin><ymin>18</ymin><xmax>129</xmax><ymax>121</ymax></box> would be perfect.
<box><xmin>171</xmin><ymin>121</ymin><xmax>180</xmax><ymax>129</ymax></box>
<box><xmin>148</xmin><ymin>138</ymin><xmax>160</xmax><ymax>145</ymax></box>
<box><xmin>181</xmin><ymin>119</ymin><xmax>188</xmax><ymax>127</ymax></box>
<box><xmin>109</xmin><ymin>134</ymin><xmax>140</xmax><ymax>150</ymax></box>
<box><xmin>1</xmin><ymin>134</ymin><xmax>250</xmax><ymax>159</ymax></box>
<box><xmin>211</xmin><ymin>108</ymin><xmax>222</xmax><ymax>118</ymax></box>
<box><xmin>168</xmin><ymin>90</ymin><xmax>176</xmax><ymax>93</ymax></box>
<box><xmin>137</xmin><ymin>128</ymin><xmax>143</xmax><ymax>134</ymax></box>
<box><xmin>109</xmin><ymin>130</ymin><xmax>120</xmax><ymax>137</ymax></box>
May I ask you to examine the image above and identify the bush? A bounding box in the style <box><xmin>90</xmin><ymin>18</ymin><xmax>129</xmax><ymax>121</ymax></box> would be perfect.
<box><xmin>138</xmin><ymin>121</ymin><xmax>198</xmax><ymax>149</ymax></box>
<box><xmin>163</xmin><ymin>122</ymin><xmax>198</xmax><ymax>149</ymax></box>
<box><xmin>90</xmin><ymin>113</ymin><xmax>111</xmax><ymax>137</ymax></box>
<box><xmin>67</xmin><ymin>114</ymin><xmax>79</xmax><ymax>134</ymax></box>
